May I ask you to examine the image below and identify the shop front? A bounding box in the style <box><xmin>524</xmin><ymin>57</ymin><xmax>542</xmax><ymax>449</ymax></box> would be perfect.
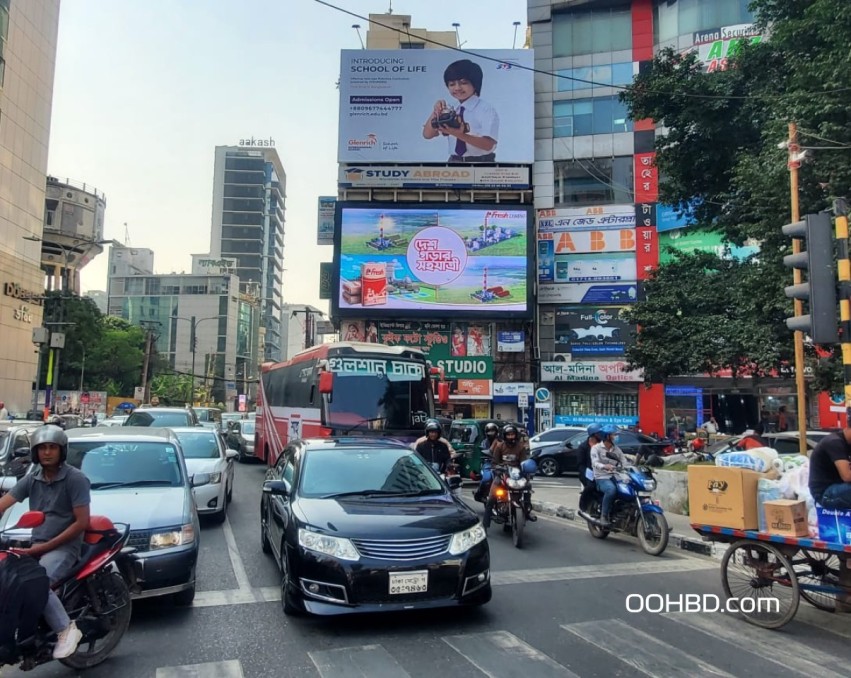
<box><xmin>539</xmin><ymin>361</ymin><xmax>643</xmax><ymax>428</ymax></box>
<box><xmin>492</xmin><ymin>382</ymin><xmax>534</xmax><ymax>432</ymax></box>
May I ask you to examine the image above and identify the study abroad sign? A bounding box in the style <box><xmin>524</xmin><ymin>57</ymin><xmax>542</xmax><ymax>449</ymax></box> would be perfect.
<box><xmin>338</xmin><ymin>165</ymin><xmax>530</xmax><ymax>189</ymax></box>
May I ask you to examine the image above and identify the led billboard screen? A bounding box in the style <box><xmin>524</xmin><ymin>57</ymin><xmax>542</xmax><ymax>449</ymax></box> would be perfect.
<box><xmin>333</xmin><ymin>203</ymin><xmax>533</xmax><ymax>319</ymax></box>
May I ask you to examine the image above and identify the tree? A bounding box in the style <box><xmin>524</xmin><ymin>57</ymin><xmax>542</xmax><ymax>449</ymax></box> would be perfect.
<box><xmin>620</xmin><ymin>0</ymin><xmax>851</xmax><ymax>389</ymax></box>
<box><xmin>85</xmin><ymin>317</ymin><xmax>146</xmax><ymax>396</ymax></box>
<box><xmin>150</xmin><ymin>373</ymin><xmax>193</xmax><ymax>406</ymax></box>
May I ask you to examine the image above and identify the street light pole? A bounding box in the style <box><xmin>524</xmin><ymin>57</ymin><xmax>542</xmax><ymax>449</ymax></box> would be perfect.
<box><xmin>171</xmin><ymin>314</ymin><xmax>219</xmax><ymax>405</ymax></box>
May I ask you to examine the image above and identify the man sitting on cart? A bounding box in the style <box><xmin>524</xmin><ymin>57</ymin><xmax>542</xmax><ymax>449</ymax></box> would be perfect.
<box><xmin>809</xmin><ymin>426</ymin><xmax>851</xmax><ymax>509</ymax></box>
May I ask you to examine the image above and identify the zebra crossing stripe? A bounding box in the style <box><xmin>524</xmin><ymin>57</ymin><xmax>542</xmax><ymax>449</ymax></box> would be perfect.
<box><xmin>665</xmin><ymin>612</ymin><xmax>848</xmax><ymax>678</ymax></box>
<box><xmin>309</xmin><ymin>645</ymin><xmax>412</xmax><ymax>678</ymax></box>
<box><xmin>443</xmin><ymin>631</ymin><xmax>579</xmax><ymax>677</ymax></box>
<box><xmin>562</xmin><ymin>619</ymin><xmax>734</xmax><ymax>678</ymax></box>
<box><xmin>155</xmin><ymin>659</ymin><xmax>244</xmax><ymax>677</ymax></box>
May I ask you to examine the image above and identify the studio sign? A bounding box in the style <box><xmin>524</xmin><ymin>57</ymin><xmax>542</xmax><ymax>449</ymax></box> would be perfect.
<box><xmin>4</xmin><ymin>282</ymin><xmax>43</xmax><ymax>306</ymax></box>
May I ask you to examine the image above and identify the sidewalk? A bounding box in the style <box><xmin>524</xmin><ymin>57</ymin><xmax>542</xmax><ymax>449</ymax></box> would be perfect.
<box><xmin>531</xmin><ymin>483</ymin><xmax>721</xmax><ymax>558</ymax></box>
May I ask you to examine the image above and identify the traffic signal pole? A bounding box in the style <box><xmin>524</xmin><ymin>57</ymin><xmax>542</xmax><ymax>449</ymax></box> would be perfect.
<box><xmin>788</xmin><ymin>122</ymin><xmax>808</xmax><ymax>456</ymax></box>
<box><xmin>834</xmin><ymin>199</ymin><xmax>851</xmax><ymax>425</ymax></box>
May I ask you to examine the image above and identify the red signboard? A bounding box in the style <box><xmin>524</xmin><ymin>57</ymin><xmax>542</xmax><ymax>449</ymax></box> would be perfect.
<box><xmin>634</xmin><ymin>153</ymin><xmax>659</xmax><ymax>203</ymax></box>
<box><xmin>80</xmin><ymin>392</ymin><xmax>90</xmax><ymax>405</ymax></box>
<box><xmin>635</xmin><ymin>227</ymin><xmax>659</xmax><ymax>281</ymax></box>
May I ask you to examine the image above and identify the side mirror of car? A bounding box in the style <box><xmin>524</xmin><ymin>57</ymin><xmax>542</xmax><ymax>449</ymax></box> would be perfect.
<box><xmin>225</xmin><ymin>449</ymin><xmax>239</xmax><ymax>460</ymax></box>
<box><xmin>191</xmin><ymin>473</ymin><xmax>211</xmax><ymax>487</ymax></box>
<box><xmin>13</xmin><ymin>447</ymin><xmax>30</xmax><ymax>459</ymax></box>
<box><xmin>263</xmin><ymin>479</ymin><xmax>290</xmax><ymax>496</ymax></box>
<box><xmin>447</xmin><ymin>476</ymin><xmax>462</xmax><ymax>490</ymax></box>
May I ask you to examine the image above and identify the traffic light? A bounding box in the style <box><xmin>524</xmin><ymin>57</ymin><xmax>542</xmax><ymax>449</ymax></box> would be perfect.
<box><xmin>782</xmin><ymin>212</ymin><xmax>838</xmax><ymax>344</ymax></box>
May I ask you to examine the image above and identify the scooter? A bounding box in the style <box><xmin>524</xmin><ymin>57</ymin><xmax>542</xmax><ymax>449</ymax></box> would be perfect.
<box><xmin>0</xmin><ymin>510</ymin><xmax>137</xmax><ymax>671</ymax></box>
<box><xmin>578</xmin><ymin>465</ymin><xmax>670</xmax><ymax>556</ymax></box>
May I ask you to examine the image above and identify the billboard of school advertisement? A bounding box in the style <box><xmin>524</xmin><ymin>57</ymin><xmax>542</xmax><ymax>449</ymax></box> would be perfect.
<box><xmin>554</xmin><ymin>306</ymin><xmax>634</xmax><ymax>358</ymax></box>
<box><xmin>333</xmin><ymin>203</ymin><xmax>533</xmax><ymax>318</ymax></box>
<box><xmin>339</xmin><ymin>320</ymin><xmax>493</xmax><ymax>399</ymax></box>
<box><xmin>338</xmin><ymin>49</ymin><xmax>534</xmax><ymax>164</ymax></box>
<box><xmin>659</xmin><ymin>229</ymin><xmax>760</xmax><ymax>264</ymax></box>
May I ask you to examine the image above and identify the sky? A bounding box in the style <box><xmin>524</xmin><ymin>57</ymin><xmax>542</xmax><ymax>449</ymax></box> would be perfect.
<box><xmin>50</xmin><ymin>0</ymin><xmax>527</xmax><ymax>314</ymax></box>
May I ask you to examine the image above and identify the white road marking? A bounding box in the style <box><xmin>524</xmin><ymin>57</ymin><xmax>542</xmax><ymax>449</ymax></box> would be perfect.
<box><xmin>222</xmin><ymin>517</ymin><xmax>253</xmax><ymax>594</ymax></box>
<box><xmin>665</xmin><ymin>612</ymin><xmax>848</xmax><ymax>678</ymax></box>
<box><xmin>156</xmin><ymin>659</ymin><xmax>244</xmax><ymax>678</ymax></box>
<box><xmin>309</xmin><ymin>645</ymin><xmax>411</xmax><ymax>678</ymax></box>
<box><xmin>444</xmin><ymin>630</ymin><xmax>579</xmax><ymax>677</ymax></box>
<box><xmin>562</xmin><ymin>619</ymin><xmax>734</xmax><ymax>677</ymax></box>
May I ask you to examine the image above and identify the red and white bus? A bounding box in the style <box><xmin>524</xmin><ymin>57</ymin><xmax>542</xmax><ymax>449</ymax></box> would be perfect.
<box><xmin>254</xmin><ymin>341</ymin><xmax>448</xmax><ymax>464</ymax></box>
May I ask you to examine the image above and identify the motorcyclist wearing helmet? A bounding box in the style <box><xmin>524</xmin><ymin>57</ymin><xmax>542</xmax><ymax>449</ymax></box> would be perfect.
<box><xmin>0</xmin><ymin>425</ymin><xmax>89</xmax><ymax>659</ymax></box>
<box><xmin>412</xmin><ymin>419</ymin><xmax>456</xmax><ymax>457</ymax></box>
<box><xmin>590</xmin><ymin>424</ymin><xmax>627</xmax><ymax>527</ymax></box>
<box><xmin>473</xmin><ymin>422</ymin><xmax>501</xmax><ymax>502</ymax></box>
<box><xmin>483</xmin><ymin>424</ymin><xmax>535</xmax><ymax>528</ymax></box>
<box><xmin>415</xmin><ymin>420</ymin><xmax>453</xmax><ymax>475</ymax></box>
<box><xmin>577</xmin><ymin>423</ymin><xmax>603</xmax><ymax>513</ymax></box>
<box><xmin>481</xmin><ymin>422</ymin><xmax>499</xmax><ymax>452</ymax></box>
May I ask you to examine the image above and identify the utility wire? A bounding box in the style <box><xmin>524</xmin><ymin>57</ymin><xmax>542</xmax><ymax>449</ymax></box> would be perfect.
<box><xmin>314</xmin><ymin>0</ymin><xmax>851</xmax><ymax>102</ymax></box>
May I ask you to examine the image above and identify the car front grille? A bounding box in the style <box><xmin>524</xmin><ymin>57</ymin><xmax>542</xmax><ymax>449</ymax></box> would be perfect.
<box><xmin>127</xmin><ymin>530</ymin><xmax>152</xmax><ymax>553</ymax></box>
<box><xmin>352</xmin><ymin>535</ymin><xmax>451</xmax><ymax>561</ymax></box>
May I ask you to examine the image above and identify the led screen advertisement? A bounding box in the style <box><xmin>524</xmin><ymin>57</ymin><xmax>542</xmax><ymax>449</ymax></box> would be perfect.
<box><xmin>333</xmin><ymin>203</ymin><xmax>533</xmax><ymax>319</ymax></box>
<box><xmin>554</xmin><ymin>306</ymin><xmax>634</xmax><ymax>357</ymax></box>
<box><xmin>338</xmin><ymin>49</ymin><xmax>534</xmax><ymax>164</ymax></box>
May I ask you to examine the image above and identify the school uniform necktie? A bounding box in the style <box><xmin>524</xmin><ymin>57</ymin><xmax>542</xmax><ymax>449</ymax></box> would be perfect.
<box><xmin>454</xmin><ymin>106</ymin><xmax>466</xmax><ymax>157</ymax></box>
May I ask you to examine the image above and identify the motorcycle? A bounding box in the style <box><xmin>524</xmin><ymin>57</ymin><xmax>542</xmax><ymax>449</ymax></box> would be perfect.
<box><xmin>578</xmin><ymin>465</ymin><xmax>670</xmax><ymax>556</ymax></box>
<box><xmin>475</xmin><ymin>455</ymin><xmax>536</xmax><ymax>548</ymax></box>
<box><xmin>0</xmin><ymin>510</ymin><xmax>136</xmax><ymax>671</ymax></box>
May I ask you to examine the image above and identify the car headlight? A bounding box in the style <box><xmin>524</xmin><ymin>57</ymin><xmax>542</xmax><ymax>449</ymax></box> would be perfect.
<box><xmin>149</xmin><ymin>523</ymin><xmax>195</xmax><ymax>550</ymax></box>
<box><xmin>298</xmin><ymin>528</ymin><xmax>359</xmax><ymax>561</ymax></box>
<box><xmin>448</xmin><ymin>522</ymin><xmax>487</xmax><ymax>555</ymax></box>
<box><xmin>208</xmin><ymin>472</ymin><xmax>222</xmax><ymax>484</ymax></box>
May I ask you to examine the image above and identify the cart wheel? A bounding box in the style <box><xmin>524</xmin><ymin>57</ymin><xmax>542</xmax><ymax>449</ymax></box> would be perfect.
<box><xmin>794</xmin><ymin>549</ymin><xmax>841</xmax><ymax>613</ymax></box>
<box><xmin>721</xmin><ymin>539</ymin><xmax>800</xmax><ymax>629</ymax></box>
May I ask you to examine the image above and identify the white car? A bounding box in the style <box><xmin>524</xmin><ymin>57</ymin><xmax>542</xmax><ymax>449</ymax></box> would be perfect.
<box><xmin>171</xmin><ymin>427</ymin><xmax>237</xmax><ymax>523</ymax></box>
<box><xmin>97</xmin><ymin>415</ymin><xmax>129</xmax><ymax>427</ymax></box>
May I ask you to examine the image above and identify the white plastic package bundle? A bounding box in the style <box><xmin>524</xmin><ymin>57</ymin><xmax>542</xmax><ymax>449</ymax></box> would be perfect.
<box><xmin>716</xmin><ymin>448</ymin><xmax>777</xmax><ymax>473</ymax></box>
<box><xmin>757</xmin><ymin>477</ymin><xmax>784</xmax><ymax>532</ymax></box>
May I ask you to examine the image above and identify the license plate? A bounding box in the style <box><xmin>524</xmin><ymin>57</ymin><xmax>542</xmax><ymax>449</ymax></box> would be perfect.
<box><xmin>388</xmin><ymin>570</ymin><xmax>428</xmax><ymax>595</ymax></box>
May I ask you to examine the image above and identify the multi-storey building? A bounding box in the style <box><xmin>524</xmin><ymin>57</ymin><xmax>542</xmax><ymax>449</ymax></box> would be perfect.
<box><xmin>209</xmin><ymin>144</ymin><xmax>286</xmax><ymax>362</ymax></box>
<box><xmin>0</xmin><ymin>0</ymin><xmax>61</xmax><ymax>413</ymax></box>
<box><xmin>529</xmin><ymin>0</ymin><xmax>783</xmax><ymax>435</ymax></box>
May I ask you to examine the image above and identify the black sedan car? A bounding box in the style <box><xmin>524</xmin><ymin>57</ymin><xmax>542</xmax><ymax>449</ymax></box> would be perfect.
<box><xmin>531</xmin><ymin>429</ymin><xmax>673</xmax><ymax>476</ymax></box>
<box><xmin>260</xmin><ymin>437</ymin><xmax>491</xmax><ymax>616</ymax></box>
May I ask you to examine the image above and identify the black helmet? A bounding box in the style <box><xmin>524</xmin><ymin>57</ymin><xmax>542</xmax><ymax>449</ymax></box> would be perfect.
<box><xmin>30</xmin><ymin>424</ymin><xmax>68</xmax><ymax>463</ymax></box>
<box><xmin>502</xmin><ymin>424</ymin><xmax>518</xmax><ymax>444</ymax></box>
<box><xmin>425</xmin><ymin>419</ymin><xmax>442</xmax><ymax>434</ymax></box>
<box><xmin>484</xmin><ymin>422</ymin><xmax>499</xmax><ymax>436</ymax></box>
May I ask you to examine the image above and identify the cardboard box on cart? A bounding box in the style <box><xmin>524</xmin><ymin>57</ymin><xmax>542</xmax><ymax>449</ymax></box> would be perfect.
<box><xmin>688</xmin><ymin>466</ymin><xmax>760</xmax><ymax>530</ymax></box>
<box><xmin>763</xmin><ymin>499</ymin><xmax>809</xmax><ymax>537</ymax></box>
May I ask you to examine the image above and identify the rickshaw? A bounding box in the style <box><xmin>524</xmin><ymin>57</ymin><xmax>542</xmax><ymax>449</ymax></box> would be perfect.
<box><xmin>449</xmin><ymin>419</ymin><xmax>528</xmax><ymax>481</ymax></box>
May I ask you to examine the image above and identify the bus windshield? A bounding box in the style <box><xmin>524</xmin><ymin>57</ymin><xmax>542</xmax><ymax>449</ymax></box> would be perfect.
<box><xmin>325</xmin><ymin>357</ymin><xmax>433</xmax><ymax>432</ymax></box>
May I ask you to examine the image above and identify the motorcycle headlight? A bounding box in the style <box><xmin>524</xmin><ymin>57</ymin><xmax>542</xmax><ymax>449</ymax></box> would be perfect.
<box><xmin>298</xmin><ymin>528</ymin><xmax>359</xmax><ymax>561</ymax></box>
<box><xmin>448</xmin><ymin>522</ymin><xmax>487</xmax><ymax>555</ymax></box>
<box><xmin>506</xmin><ymin>477</ymin><xmax>528</xmax><ymax>489</ymax></box>
<box><xmin>149</xmin><ymin>523</ymin><xmax>195</xmax><ymax>550</ymax></box>
<box><xmin>642</xmin><ymin>478</ymin><xmax>656</xmax><ymax>492</ymax></box>
<box><xmin>509</xmin><ymin>467</ymin><xmax>521</xmax><ymax>480</ymax></box>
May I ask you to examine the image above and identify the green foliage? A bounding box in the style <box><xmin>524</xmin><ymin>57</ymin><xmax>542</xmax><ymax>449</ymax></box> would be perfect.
<box><xmin>620</xmin><ymin>0</ymin><xmax>851</xmax><ymax>390</ymax></box>
<box><xmin>150</xmin><ymin>373</ymin><xmax>192</xmax><ymax>406</ymax></box>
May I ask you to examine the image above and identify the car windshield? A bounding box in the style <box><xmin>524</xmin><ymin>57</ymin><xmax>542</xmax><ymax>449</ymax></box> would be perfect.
<box><xmin>67</xmin><ymin>441</ymin><xmax>184</xmax><ymax>488</ymax></box>
<box><xmin>125</xmin><ymin>410</ymin><xmax>190</xmax><ymax>427</ymax></box>
<box><xmin>174</xmin><ymin>432</ymin><xmax>220</xmax><ymax>459</ymax></box>
<box><xmin>196</xmin><ymin>410</ymin><xmax>217</xmax><ymax>422</ymax></box>
<box><xmin>240</xmin><ymin>421</ymin><xmax>255</xmax><ymax>435</ymax></box>
<box><xmin>300</xmin><ymin>447</ymin><xmax>444</xmax><ymax>498</ymax></box>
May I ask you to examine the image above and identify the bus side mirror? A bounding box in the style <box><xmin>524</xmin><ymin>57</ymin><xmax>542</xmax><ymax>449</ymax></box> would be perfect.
<box><xmin>437</xmin><ymin>382</ymin><xmax>450</xmax><ymax>407</ymax></box>
<box><xmin>319</xmin><ymin>371</ymin><xmax>334</xmax><ymax>394</ymax></box>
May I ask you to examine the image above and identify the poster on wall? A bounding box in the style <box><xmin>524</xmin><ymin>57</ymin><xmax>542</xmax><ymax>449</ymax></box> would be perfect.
<box><xmin>334</xmin><ymin>204</ymin><xmax>533</xmax><ymax>318</ymax></box>
<box><xmin>317</xmin><ymin>196</ymin><xmax>336</xmax><ymax>245</ymax></box>
<box><xmin>538</xmin><ymin>283</ymin><xmax>639</xmax><ymax>304</ymax></box>
<box><xmin>554</xmin><ymin>306</ymin><xmax>633</xmax><ymax>357</ymax></box>
<box><xmin>537</xmin><ymin>205</ymin><xmax>635</xmax><ymax>233</ymax></box>
<box><xmin>497</xmin><ymin>331</ymin><xmax>525</xmax><ymax>352</ymax></box>
<box><xmin>338</xmin><ymin>49</ymin><xmax>534</xmax><ymax>164</ymax></box>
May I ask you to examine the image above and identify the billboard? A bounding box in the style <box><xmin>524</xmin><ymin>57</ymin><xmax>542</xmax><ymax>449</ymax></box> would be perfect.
<box><xmin>537</xmin><ymin>205</ymin><xmax>635</xmax><ymax>233</ymax></box>
<box><xmin>339</xmin><ymin>165</ymin><xmax>530</xmax><ymax>189</ymax></box>
<box><xmin>540</xmin><ymin>361</ymin><xmax>643</xmax><ymax>383</ymax></box>
<box><xmin>318</xmin><ymin>196</ymin><xmax>336</xmax><ymax>245</ymax></box>
<box><xmin>554</xmin><ymin>306</ymin><xmax>634</xmax><ymax>357</ymax></box>
<box><xmin>191</xmin><ymin>255</ymin><xmax>237</xmax><ymax>275</ymax></box>
<box><xmin>338</xmin><ymin>49</ymin><xmax>534</xmax><ymax>164</ymax></box>
<box><xmin>692</xmin><ymin>24</ymin><xmax>763</xmax><ymax>73</ymax></box>
<box><xmin>659</xmin><ymin>229</ymin><xmax>759</xmax><ymax>263</ymax></box>
<box><xmin>333</xmin><ymin>203</ymin><xmax>533</xmax><ymax>318</ymax></box>
<box><xmin>339</xmin><ymin>319</ymin><xmax>493</xmax><ymax>398</ymax></box>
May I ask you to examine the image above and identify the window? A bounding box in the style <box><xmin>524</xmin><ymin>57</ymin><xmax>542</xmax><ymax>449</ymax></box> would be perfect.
<box><xmin>0</xmin><ymin>0</ymin><xmax>8</xmax><ymax>87</ymax></box>
<box><xmin>401</xmin><ymin>42</ymin><xmax>425</xmax><ymax>49</ymax></box>
<box><xmin>654</xmin><ymin>0</ymin><xmax>754</xmax><ymax>44</ymax></box>
<box><xmin>554</xmin><ymin>392</ymin><xmax>639</xmax><ymax>420</ymax></box>
<box><xmin>553</xmin><ymin>6</ymin><xmax>632</xmax><ymax>57</ymax></box>
<box><xmin>557</xmin><ymin>62</ymin><xmax>634</xmax><ymax>92</ymax></box>
<box><xmin>553</xmin><ymin>157</ymin><xmax>634</xmax><ymax>206</ymax></box>
<box><xmin>553</xmin><ymin>96</ymin><xmax>632</xmax><ymax>137</ymax></box>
